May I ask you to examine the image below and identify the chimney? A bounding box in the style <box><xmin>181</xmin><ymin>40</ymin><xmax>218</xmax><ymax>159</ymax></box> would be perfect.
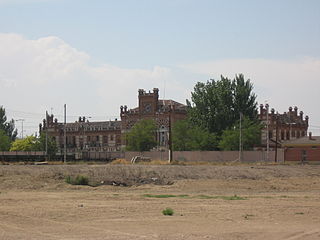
<box><xmin>294</xmin><ymin>106</ymin><xmax>298</xmax><ymax>116</ymax></box>
<box><xmin>259</xmin><ymin>104</ymin><xmax>264</xmax><ymax>114</ymax></box>
<box><xmin>299</xmin><ymin>111</ymin><xmax>303</xmax><ymax>120</ymax></box>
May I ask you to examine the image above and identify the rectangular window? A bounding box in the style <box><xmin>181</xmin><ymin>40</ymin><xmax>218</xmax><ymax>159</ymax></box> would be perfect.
<box><xmin>281</xmin><ymin>131</ymin><xmax>284</xmax><ymax>140</ymax></box>
<box><xmin>269</xmin><ymin>131</ymin><xmax>273</xmax><ymax>139</ymax></box>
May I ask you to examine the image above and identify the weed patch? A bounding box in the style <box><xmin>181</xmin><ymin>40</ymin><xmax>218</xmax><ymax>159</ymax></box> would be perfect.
<box><xmin>162</xmin><ymin>208</ymin><xmax>174</xmax><ymax>216</ymax></box>
<box><xmin>65</xmin><ymin>175</ymin><xmax>89</xmax><ymax>185</ymax></box>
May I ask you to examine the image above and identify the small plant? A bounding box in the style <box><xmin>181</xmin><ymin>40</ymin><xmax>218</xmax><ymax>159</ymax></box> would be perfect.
<box><xmin>162</xmin><ymin>208</ymin><xmax>174</xmax><ymax>216</ymax></box>
<box><xmin>65</xmin><ymin>175</ymin><xmax>89</xmax><ymax>185</ymax></box>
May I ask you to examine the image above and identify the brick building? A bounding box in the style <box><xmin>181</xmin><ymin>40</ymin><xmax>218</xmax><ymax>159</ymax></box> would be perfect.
<box><xmin>120</xmin><ymin>88</ymin><xmax>187</xmax><ymax>149</ymax></box>
<box><xmin>282</xmin><ymin>133</ymin><xmax>320</xmax><ymax>162</ymax></box>
<box><xmin>259</xmin><ymin>104</ymin><xmax>309</xmax><ymax>148</ymax></box>
<box><xmin>39</xmin><ymin>114</ymin><xmax>121</xmax><ymax>154</ymax></box>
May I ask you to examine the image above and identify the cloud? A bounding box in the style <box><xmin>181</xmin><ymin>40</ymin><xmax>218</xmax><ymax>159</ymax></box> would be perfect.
<box><xmin>0</xmin><ymin>33</ymin><xmax>183</xmax><ymax>135</ymax></box>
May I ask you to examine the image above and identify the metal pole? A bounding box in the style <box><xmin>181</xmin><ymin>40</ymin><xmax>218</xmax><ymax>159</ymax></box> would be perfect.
<box><xmin>275</xmin><ymin>113</ymin><xmax>279</xmax><ymax>163</ymax></box>
<box><xmin>266</xmin><ymin>103</ymin><xmax>269</xmax><ymax>162</ymax></box>
<box><xmin>239</xmin><ymin>112</ymin><xmax>242</xmax><ymax>162</ymax></box>
<box><xmin>168</xmin><ymin>109</ymin><xmax>173</xmax><ymax>163</ymax></box>
<box><xmin>64</xmin><ymin>104</ymin><xmax>67</xmax><ymax>163</ymax></box>
<box><xmin>45</xmin><ymin>111</ymin><xmax>48</xmax><ymax>159</ymax></box>
<box><xmin>15</xmin><ymin>119</ymin><xmax>25</xmax><ymax>139</ymax></box>
<box><xmin>21</xmin><ymin>120</ymin><xmax>24</xmax><ymax>139</ymax></box>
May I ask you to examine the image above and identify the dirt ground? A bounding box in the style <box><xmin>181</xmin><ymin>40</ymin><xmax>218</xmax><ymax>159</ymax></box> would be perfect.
<box><xmin>0</xmin><ymin>164</ymin><xmax>320</xmax><ymax>240</ymax></box>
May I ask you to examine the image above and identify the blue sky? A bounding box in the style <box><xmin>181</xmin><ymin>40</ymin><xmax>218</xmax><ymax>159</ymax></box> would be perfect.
<box><xmin>0</xmin><ymin>0</ymin><xmax>320</xmax><ymax>135</ymax></box>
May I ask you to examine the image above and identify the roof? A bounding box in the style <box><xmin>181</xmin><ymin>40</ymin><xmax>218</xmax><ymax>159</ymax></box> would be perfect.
<box><xmin>282</xmin><ymin>136</ymin><xmax>320</xmax><ymax>147</ymax></box>
<box><xmin>158</xmin><ymin>99</ymin><xmax>186</xmax><ymax>111</ymax></box>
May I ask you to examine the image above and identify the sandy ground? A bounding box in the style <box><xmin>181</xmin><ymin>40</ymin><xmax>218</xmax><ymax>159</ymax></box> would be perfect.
<box><xmin>0</xmin><ymin>164</ymin><xmax>320</xmax><ymax>240</ymax></box>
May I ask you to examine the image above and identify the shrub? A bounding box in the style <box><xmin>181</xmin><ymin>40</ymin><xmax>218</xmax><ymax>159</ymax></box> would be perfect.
<box><xmin>65</xmin><ymin>175</ymin><xmax>89</xmax><ymax>185</ymax></box>
<box><xmin>162</xmin><ymin>208</ymin><xmax>174</xmax><ymax>216</ymax></box>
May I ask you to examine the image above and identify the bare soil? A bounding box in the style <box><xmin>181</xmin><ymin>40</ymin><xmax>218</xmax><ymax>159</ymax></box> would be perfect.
<box><xmin>0</xmin><ymin>164</ymin><xmax>320</xmax><ymax>240</ymax></box>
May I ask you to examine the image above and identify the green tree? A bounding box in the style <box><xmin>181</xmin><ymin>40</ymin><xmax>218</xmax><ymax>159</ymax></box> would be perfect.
<box><xmin>189</xmin><ymin>74</ymin><xmax>258</xmax><ymax>135</ymax></box>
<box><xmin>219</xmin><ymin>117</ymin><xmax>262</xmax><ymax>151</ymax></box>
<box><xmin>172</xmin><ymin>120</ymin><xmax>218</xmax><ymax>151</ymax></box>
<box><xmin>0</xmin><ymin>130</ymin><xmax>11</xmax><ymax>151</ymax></box>
<box><xmin>36</xmin><ymin>132</ymin><xmax>57</xmax><ymax>157</ymax></box>
<box><xmin>126</xmin><ymin>119</ymin><xmax>157</xmax><ymax>152</ymax></box>
<box><xmin>10</xmin><ymin>136</ymin><xmax>38</xmax><ymax>151</ymax></box>
<box><xmin>0</xmin><ymin>106</ymin><xmax>18</xmax><ymax>141</ymax></box>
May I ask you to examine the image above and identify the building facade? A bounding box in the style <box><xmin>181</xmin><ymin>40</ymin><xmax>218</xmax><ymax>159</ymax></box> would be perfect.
<box><xmin>259</xmin><ymin>104</ymin><xmax>309</xmax><ymax>148</ymax></box>
<box><xmin>39</xmin><ymin>114</ymin><xmax>121</xmax><ymax>154</ymax></box>
<box><xmin>282</xmin><ymin>133</ymin><xmax>320</xmax><ymax>162</ymax></box>
<box><xmin>120</xmin><ymin>88</ymin><xmax>187</xmax><ymax>149</ymax></box>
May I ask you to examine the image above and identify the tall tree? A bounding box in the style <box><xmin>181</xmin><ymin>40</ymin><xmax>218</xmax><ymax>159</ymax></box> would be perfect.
<box><xmin>172</xmin><ymin>120</ymin><xmax>218</xmax><ymax>151</ymax></box>
<box><xmin>0</xmin><ymin>106</ymin><xmax>18</xmax><ymax>141</ymax></box>
<box><xmin>0</xmin><ymin>130</ymin><xmax>11</xmax><ymax>151</ymax></box>
<box><xmin>189</xmin><ymin>74</ymin><xmax>258</xmax><ymax>136</ymax></box>
<box><xmin>219</xmin><ymin>117</ymin><xmax>262</xmax><ymax>150</ymax></box>
<box><xmin>232</xmin><ymin>74</ymin><xmax>258</xmax><ymax>121</ymax></box>
<box><xmin>126</xmin><ymin>119</ymin><xmax>157</xmax><ymax>152</ymax></box>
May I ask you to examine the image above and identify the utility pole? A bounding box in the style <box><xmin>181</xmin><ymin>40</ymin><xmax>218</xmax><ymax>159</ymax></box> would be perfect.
<box><xmin>64</xmin><ymin>104</ymin><xmax>67</xmax><ymax>164</ymax></box>
<box><xmin>275</xmin><ymin>112</ymin><xmax>279</xmax><ymax>163</ymax></box>
<box><xmin>239</xmin><ymin>112</ymin><xmax>242</xmax><ymax>162</ymax></box>
<box><xmin>15</xmin><ymin>119</ymin><xmax>25</xmax><ymax>139</ymax></box>
<box><xmin>266</xmin><ymin>103</ymin><xmax>270</xmax><ymax>162</ymax></box>
<box><xmin>45</xmin><ymin>111</ymin><xmax>48</xmax><ymax>159</ymax></box>
<box><xmin>168</xmin><ymin>107</ymin><xmax>173</xmax><ymax>163</ymax></box>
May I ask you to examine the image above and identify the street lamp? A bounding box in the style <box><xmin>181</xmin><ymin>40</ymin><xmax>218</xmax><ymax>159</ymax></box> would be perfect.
<box><xmin>15</xmin><ymin>119</ymin><xmax>25</xmax><ymax>139</ymax></box>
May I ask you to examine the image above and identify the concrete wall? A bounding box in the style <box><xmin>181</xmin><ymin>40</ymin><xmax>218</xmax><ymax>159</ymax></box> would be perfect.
<box><xmin>125</xmin><ymin>150</ymin><xmax>284</xmax><ymax>163</ymax></box>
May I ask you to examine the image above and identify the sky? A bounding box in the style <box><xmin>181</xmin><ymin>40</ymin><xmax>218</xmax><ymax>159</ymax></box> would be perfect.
<box><xmin>0</xmin><ymin>0</ymin><xmax>320</xmax><ymax>136</ymax></box>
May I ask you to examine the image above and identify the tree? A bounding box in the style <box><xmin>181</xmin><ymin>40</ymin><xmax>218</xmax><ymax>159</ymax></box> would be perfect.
<box><xmin>36</xmin><ymin>132</ymin><xmax>57</xmax><ymax>157</ymax></box>
<box><xmin>0</xmin><ymin>130</ymin><xmax>11</xmax><ymax>151</ymax></box>
<box><xmin>9</xmin><ymin>133</ymin><xmax>57</xmax><ymax>155</ymax></box>
<box><xmin>0</xmin><ymin>106</ymin><xmax>18</xmax><ymax>141</ymax></box>
<box><xmin>10</xmin><ymin>136</ymin><xmax>38</xmax><ymax>151</ymax></box>
<box><xmin>126</xmin><ymin>119</ymin><xmax>157</xmax><ymax>152</ymax></box>
<box><xmin>172</xmin><ymin>120</ymin><xmax>218</xmax><ymax>151</ymax></box>
<box><xmin>189</xmin><ymin>74</ymin><xmax>258</xmax><ymax>136</ymax></box>
<box><xmin>219</xmin><ymin>117</ymin><xmax>262</xmax><ymax>151</ymax></box>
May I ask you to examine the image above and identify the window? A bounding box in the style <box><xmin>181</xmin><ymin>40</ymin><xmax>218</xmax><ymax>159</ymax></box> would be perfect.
<box><xmin>286</xmin><ymin>131</ymin><xmax>290</xmax><ymax>140</ymax></box>
<box><xmin>281</xmin><ymin>131</ymin><xmax>284</xmax><ymax>140</ymax></box>
<box><xmin>268</xmin><ymin>130</ymin><xmax>273</xmax><ymax>139</ymax></box>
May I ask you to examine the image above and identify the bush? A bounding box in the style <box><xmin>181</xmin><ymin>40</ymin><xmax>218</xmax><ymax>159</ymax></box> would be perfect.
<box><xmin>162</xmin><ymin>208</ymin><xmax>174</xmax><ymax>216</ymax></box>
<box><xmin>65</xmin><ymin>175</ymin><xmax>89</xmax><ymax>185</ymax></box>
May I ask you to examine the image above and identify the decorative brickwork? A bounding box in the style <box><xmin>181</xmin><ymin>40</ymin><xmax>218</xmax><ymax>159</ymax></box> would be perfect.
<box><xmin>120</xmin><ymin>88</ymin><xmax>187</xmax><ymax>149</ymax></box>
<box><xmin>259</xmin><ymin>104</ymin><xmax>309</xmax><ymax>148</ymax></box>
<box><xmin>39</xmin><ymin>115</ymin><xmax>121</xmax><ymax>153</ymax></box>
